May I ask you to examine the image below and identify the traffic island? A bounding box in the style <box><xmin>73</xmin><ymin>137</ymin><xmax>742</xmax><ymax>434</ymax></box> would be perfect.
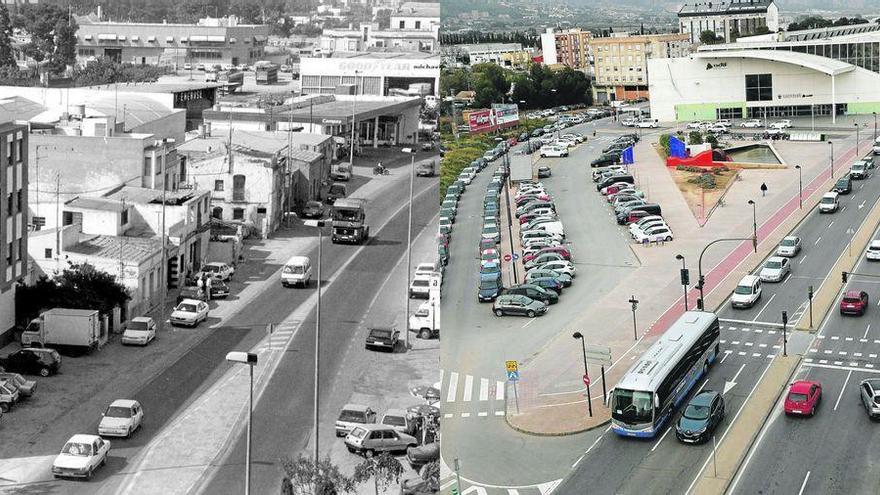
<box><xmin>690</xmin><ymin>355</ymin><xmax>801</xmax><ymax>495</ymax></box>
<box><xmin>505</xmin><ymin>389</ymin><xmax>612</xmax><ymax>436</ymax></box>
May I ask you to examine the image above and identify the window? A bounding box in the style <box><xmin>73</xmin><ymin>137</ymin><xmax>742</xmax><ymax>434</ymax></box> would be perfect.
<box><xmin>256</xmin><ymin>207</ymin><xmax>267</xmax><ymax>214</ymax></box>
<box><xmin>214</xmin><ymin>180</ymin><xmax>224</xmax><ymax>191</ymax></box>
<box><xmin>6</xmin><ymin>194</ymin><xmax>12</xmax><ymax>215</ymax></box>
<box><xmin>15</xmin><ymin>139</ymin><xmax>22</xmax><ymax>162</ymax></box>
<box><xmin>44</xmin><ymin>248</ymin><xmax>52</xmax><ymax>259</ymax></box>
<box><xmin>415</xmin><ymin>21</ymin><xmax>421</xmax><ymax>29</ymax></box>
<box><xmin>399</xmin><ymin>21</ymin><xmax>405</xmax><ymax>29</ymax></box>
<box><xmin>745</xmin><ymin>74</ymin><xmax>773</xmax><ymax>102</ymax></box>
<box><xmin>143</xmin><ymin>157</ymin><xmax>152</xmax><ymax>177</ymax></box>
<box><xmin>232</xmin><ymin>174</ymin><xmax>245</xmax><ymax>201</ymax></box>
<box><xmin>212</xmin><ymin>207</ymin><xmax>223</xmax><ymax>219</ymax></box>
<box><xmin>16</xmin><ymin>238</ymin><xmax>22</xmax><ymax>261</ymax></box>
<box><xmin>232</xmin><ymin>208</ymin><xmax>244</xmax><ymax>220</ymax></box>
<box><xmin>6</xmin><ymin>242</ymin><xmax>11</xmax><ymax>265</ymax></box>
<box><xmin>121</xmin><ymin>208</ymin><xmax>128</xmax><ymax>225</ymax></box>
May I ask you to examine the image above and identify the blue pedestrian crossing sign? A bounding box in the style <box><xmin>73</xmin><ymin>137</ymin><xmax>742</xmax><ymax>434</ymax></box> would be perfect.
<box><xmin>506</xmin><ymin>360</ymin><xmax>519</xmax><ymax>382</ymax></box>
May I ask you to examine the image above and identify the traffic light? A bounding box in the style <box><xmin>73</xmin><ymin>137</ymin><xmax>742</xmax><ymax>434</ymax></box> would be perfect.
<box><xmin>808</xmin><ymin>285</ymin><xmax>813</xmax><ymax>300</ymax></box>
<box><xmin>842</xmin><ymin>271</ymin><xmax>848</xmax><ymax>283</ymax></box>
<box><xmin>680</xmin><ymin>268</ymin><xmax>690</xmax><ymax>287</ymax></box>
<box><xmin>451</xmin><ymin>487</ymin><xmax>459</xmax><ymax>495</ymax></box>
<box><xmin>782</xmin><ymin>311</ymin><xmax>788</xmax><ymax>325</ymax></box>
<box><xmin>698</xmin><ymin>275</ymin><xmax>705</xmax><ymax>290</ymax></box>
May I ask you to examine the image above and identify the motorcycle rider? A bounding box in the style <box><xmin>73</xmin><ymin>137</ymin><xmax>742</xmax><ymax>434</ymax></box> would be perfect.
<box><xmin>375</xmin><ymin>162</ymin><xmax>385</xmax><ymax>175</ymax></box>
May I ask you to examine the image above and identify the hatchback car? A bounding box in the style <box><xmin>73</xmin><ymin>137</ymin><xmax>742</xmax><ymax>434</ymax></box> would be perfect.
<box><xmin>840</xmin><ymin>290</ymin><xmax>869</xmax><ymax>316</ymax></box>
<box><xmin>859</xmin><ymin>378</ymin><xmax>880</xmax><ymax>418</ymax></box>
<box><xmin>480</xmin><ymin>249</ymin><xmax>501</xmax><ymax>266</ymax></box>
<box><xmin>98</xmin><ymin>399</ymin><xmax>144</xmax><ymax>438</ymax></box>
<box><xmin>675</xmin><ymin>390</ymin><xmax>725</xmax><ymax>444</ymax></box>
<box><xmin>0</xmin><ymin>348</ymin><xmax>61</xmax><ymax>377</ymax></box>
<box><xmin>480</xmin><ymin>262</ymin><xmax>502</xmax><ymax>278</ymax></box>
<box><xmin>121</xmin><ymin>317</ymin><xmax>156</xmax><ymax>346</ymax></box>
<box><xmin>633</xmin><ymin>225</ymin><xmax>673</xmax><ymax>243</ymax></box>
<box><xmin>365</xmin><ymin>327</ymin><xmax>399</xmax><ymax>352</ymax></box>
<box><xmin>834</xmin><ymin>175</ymin><xmax>853</xmax><ymax>194</ymax></box>
<box><xmin>537</xmin><ymin>166</ymin><xmax>552</xmax><ymax>178</ymax></box>
<box><xmin>478</xmin><ymin>273</ymin><xmax>504</xmax><ymax>302</ymax></box>
<box><xmin>0</xmin><ymin>372</ymin><xmax>35</xmax><ymax>397</ymax></box>
<box><xmin>784</xmin><ymin>381</ymin><xmax>821</xmax><ymax>416</ymax></box>
<box><xmin>170</xmin><ymin>299</ymin><xmax>209</xmax><ymax>327</ymax></box>
<box><xmin>492</xmin><ymin>294</ymin><xmax>548</xmax><ymax>318</ymax></box>
<box><xmin>201</xmin><ymin>261</ymin><xmax>234</xmax><ymax>281</ymax></box>
<box><xmin>525</xmin><ymin>269</ymin><xmax>572</xmax><ymax>287</ymax></box>
<box><xmin>481</xmin><ymin>224</ymin><xmax>500</xmax><ymax>243</ymax></box>
<box><xmin>504</xmin><ymin>284</ymin><xmax>559</xmax><ymax>305</ymax></box>
<box><xmin>536</xmin><ymin>260</ymin><xmax>576</xmax><ymax>277</ymax></box>
<box><xmin>759</xmin><ymin>256</ymin><xmax>791</xmax><ymax>282</ymax></box>
<box><xmin>336</xmin><ymin>404</ymin><xmax>377</xmax><ymax>437</ymax></box>
<box><xmin>344</xmin><ymin>424</ymin><xmax>418</xmax><ymax>456</ymax></box>
<box><xmin>776</xmin><ymin>236</ymin><xmax>801</xmax><ymax>257</ymax></box>
<box><xmin>52</xmin><ymin>434</ymin><xmax>111</xmax><ymax>479</ymax></box>
<box><xmin>301</xmin><ymin>200</ymin><xmax>324</xmax><ymax>219</ymax></box>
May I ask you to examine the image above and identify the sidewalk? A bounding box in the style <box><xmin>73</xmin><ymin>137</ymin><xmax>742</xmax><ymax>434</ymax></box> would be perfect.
<box><xmin>506</xmin><ymin>124</ymin><xmax>867</xmax><ymax>435</ymax></box>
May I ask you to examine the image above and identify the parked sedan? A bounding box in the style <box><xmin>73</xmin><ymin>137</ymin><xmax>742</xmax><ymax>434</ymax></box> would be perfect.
<box><xmin>525</xmin><ymin>269</ymin><xmax>572</xmax><ymax>287</ymax></box>
<box><xmin>301</xmin><ymin>201</ymin><xmax>324</xmax><ymax>219</ymax></box>
<box><xmin>524</xmin><ymin>252</ymin><xmax>566</xmax><ymax>270</ymax></box>
<box><xmin>784</xmin><ymin>380</ymin><xmax>821</xmax><ymax>416</ymax></box>
<box><xmin>758</xmin><ymin>256</ymin><xmax>791</xmax><ymax>282</ymax></box>
<box><xmin>121</xmin><ymin>316</ymin><xmax>156</xmax><ymax>346</ymax></box>
<box><xmin>840</xmin><ymin>290</ymin><xmax>869</xmax><ymax>316</ymax></box>
<box><xmin>0</xmin><ymin>372</ymin><xmax>35</xmax><ymax>397</ymax></box>
<box><xmin>504</xmin><ymin>284</ymin><xmax>559</xmax><ymax>304</ymax></box>
<box><xmin>201</xmin><ymin>261</ymin><xmax>234</xmax><ymax>281</ymax></box>
<box><xmin>675</xmin><ymin>390</ymin><xmax>725</xmax><ymax>444</ymax></box>
<box><xmin>364</xmin><ymin>327</ymin><xmax>399</xmax><ymax>352</ymax></box>
<box><xmin>492</xmin><ymin>294</ymin><xmax>548</xmax><ymax>318</ymax></box>
<box><xmin>867</xmin><ymin>240</ymin><xmax>880</xmax><ymax>261</ymax></box>
<box><xmin>52</xmin><ymin>434</ymin><xmax>111</xmax><ymax>479</ymax></box>
<box><xmin>633</xmin><ymin>225</ymin><xmax>673</xmax><ymax>243</ymax></box>
<box><xmin>775</xmin><ymin>236</ymin><xmax>801</xmax><ymax>257</ymax></box>
<box><xmin>169</xmin><ymin>299</ymin><xmax>209</xmax><ymax>327</ymax></box>
<box><xmin>480</xmin><ymin>249</ymin><xmax>501</xmax><ymax>266</ymax></box>
<box><xmin>740</xmin><ymin>119</ymin><xmax>763</xmax><ymax>128</ymax></box>
<box><xmin>535</xmin><ymin>260</ymin><xmax>576</xmax><ymax>277</ymax></box>
<box><xmin>481</xmin><ymin>224</ymin><xmax>500</xmax><ymax>243</ymax></box>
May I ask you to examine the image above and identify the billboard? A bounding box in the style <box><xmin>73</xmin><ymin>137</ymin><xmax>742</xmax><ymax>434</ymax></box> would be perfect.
<box><xmin>492</xmin><ymin>103</ymin><xmax>520</xmax><ymax>129</ymax></box>
<box><xmin>467</xmin><ymin>109</ymin><xmax>496</xmax><ymax>134</ymax></box>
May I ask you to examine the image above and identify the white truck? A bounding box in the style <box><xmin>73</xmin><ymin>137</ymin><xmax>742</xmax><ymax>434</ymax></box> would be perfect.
<box><xmin>21</xmin><ymin>308</ymin><xmax>101</xmax><ymax>354</ymax></box>
<box><xmin>409</xmin><ymin>299</ymin><xmax>439</xmax><ymax>340</ymax></box>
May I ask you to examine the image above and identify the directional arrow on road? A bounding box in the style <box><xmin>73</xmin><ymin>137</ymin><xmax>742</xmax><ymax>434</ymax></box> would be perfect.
<box><xmin>859</xmin><ymin>200</ymin><xmax>866</xmax><ymax>209</ymax></box>
<box><xmin>723</xmin><ymin>363</ymin><xmax>747</xmax><ymax>395</ymax></box>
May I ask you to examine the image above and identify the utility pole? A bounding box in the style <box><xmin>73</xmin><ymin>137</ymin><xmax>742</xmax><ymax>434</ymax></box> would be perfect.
<box><xmin>158</xmin><ymin>140</ymin><xmax>169</xmax><ymax>333</ymax></box>
<box><xmin>404</xmin><ymin>155</ymin><xmax>415</xmax><ymax>349</ymax></box>
<box><xmin>629</xmin><ymin>295</ymin><xmax>639</xmax><ymax>340</ymax></box>
<box><xmin>55</xmin><ymin>173</ymin><xmax>60</xmax><ymax>271</ymax></box>
<box><xmin>349</xmin><ymin>70</ymin><xmax>360</xmax><ymax>168</ymax></box>
<box><xmin>286</xmin><ymin>109</ymin><xmax>293</xmax><ymax>227</ymax></box>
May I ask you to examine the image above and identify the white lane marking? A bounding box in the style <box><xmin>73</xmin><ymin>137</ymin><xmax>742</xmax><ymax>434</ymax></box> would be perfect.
<box><xmin>461</xmin><ymin>412</ymin><xmax>471</xmax><ymax>418</ymax></box>
<box><xmin>651</xmin><ymin>427</ymin><xmax>672</xmax><ymax>452</ymax></box>
<box><xmin>522</xmin><ymin>319</ymin><xmax>537</xmax><ymax>328</ymax></box>
<box><xmin>720</xmin><ymin>350</ymin><xmax>733</xmax><ymax>364</ymax></box>
<box><xmin>798</xmin><ymin>471</ymin><xmax>811</xmax><ymax>495</ymax></box>
<box><xmin>447</xmin><ymin>372</ymin><xmax>459</xmax><ymax>402</ymax></box>
<box><xmin>815</xmin><ymin>236</ymin><xmax>822</xmax><ymax>245</ymax></box>
<box><xmin>865</xmin><ymin>325</ymin><xmax>872</xmax><ymax>339</ymax></box>
<box><xmin>834</xmin><ymin>370</ymin><xmax>853</xmax><ymax>412</ymax></box>
<box><xmin>571</xmin><ymin>455</ymin><xmax>585</xmax><ymax>469</ymax></box>
<box><xmin>496</xmin><ymin>381</ymin><xmax>505</xmax><ymax>400</ymax></box>
<box><xmin>478</xmin><ymin>412</ymin><xmax>488</xmax><ymax>417</ymax></box>
<box><xmin>444</xmin><ymin>413</ymin><xmax>453</xmax><ymax>418</ymax></box>
<box><xmin>495</xmin><ymin>411</ymin><xmax>505</xmax><ymax>416</ymax></box>
<box><xmin>463</xmin><ymin>375</ymin><xmax>474</xmax><ymax>402</ymax></box>
<box><xmin>479</xmin><ymin>378</ymin><xmax>489</xmax><ymax>401</ymax></box>
<box><xmin>753</xmin><ymin>293</ymin><xmax>777</xmax><ymax>321</ymax></box>
<box><xmin>829</xmin><ymin>221</ymin><xmax>835</xmax><ymax>228</ymax></box>
<box><xmin>782</xmin><ymin>273</ymin><xmax>792</xmax><ymax>284</ymax></box>
<box><xmin>799</xmin><ymin>254</ymin><xmax>808</xmax><ymax>264</ymax></box>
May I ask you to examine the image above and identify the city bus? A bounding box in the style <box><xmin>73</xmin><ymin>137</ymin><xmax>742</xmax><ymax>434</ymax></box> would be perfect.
<box><xmin>610</xmin><ymin>310</ymin><xmax>720</xmax><ymax>438</ymax></box>
<box><xmin>254</xmin><ymin>61</ymin><xmax>278</xmax><ymax>85</ymax></box>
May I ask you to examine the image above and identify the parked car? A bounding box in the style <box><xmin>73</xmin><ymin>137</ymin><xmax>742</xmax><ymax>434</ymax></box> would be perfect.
<box><xmin>406</xmin><ymin>442</ymin><xmax>439</xmax><ymax>470</ymax></box>
<box><xmin>52</xmin><ymin>434</ymin><xmax>111</xmax><ymax>479</ymax></box>
<box><xmin>731</xmin><ymin>275</ymin><xmax>762</xmax><ymax>309</ymax></box>
<box><xmin>759</xmin><ymin>256</ymin><xmax>791</xmax><ymax>282</ymax></box>
<box><xmin>481</xmin><ymin>223</ymin><xmax>500</xmax><ymax>243</ymax></box>
<box><xmin>504</xmin><ymin>284</ymin><xmax>559</xmax><ymax>305</ymax></box>
<box><xmin>525</xmin><ymin>269</ymin><xmax>572</xmax><ymax>287</ymax></box>
<box><xmin>633</xmin><ymin>224</ymin><xmax>673</xmax><ymax>243</ymax></box>
<box><xmin>409</xmin><ymin>274</ymin><xmax>433</xmax><ymax>298</ymax></box>
<box><xmin>210</xmin><ymin>279</ymin><xmax>231</xmax><ymax>299</ymax></box>
<box><xmin>301</xmin><ymin>201</ymin><xmax>324</xmax><ymax>218</ymax></box>
<box><xmin>336</xmin><ymin>404</ymin><xmax>377</xmax><ymax>437</ymax></box>
<box><xmin>344</xmin><ymin>424</ymin><xmax>417</xmax><ymax>455</ymax></box>
<box><xmin>478</xmin><ymin>273</ymin><xmax>504</xmax><ymax>302</ymax></box>
<box><xmin>98</xmin><ymin>399</ymin><xmax>144</xmax><ymax>438</ymax></box>
<box><xmin>776</xmin><ymin>236</ymin><xmax>801</xmax><ymax>257</ymax></box>
<box><xmin>859</xmin><ymin>378</ymin><xmax>880</xmax><ymax>418</ymax></box>
<box><xmin>201</xmin><ymin>261</ymin><xmax>234</xmax><ymax>281</ymax></box>
<box><xmin>0</xmin><ymin>348</ymin><xmax>61</xmax><ymax>377</ymax></box>
<box><xmin>784</xmin><ymin>381</ymin><xmax>822</xmax><ymax>416</ymax></box>
<box><xmin>364</xmin><ymin>327</ymin><xmax>400</xmax><ymax>352</ymax></box>
<box><xmin>0</xmin><ymin>380</ymin><xmax>19</xmax><ymax>411</ymax></box>
<box><xmin>524</xmin><ymin>252</ymin><xmax>566</xmax><ymax>270</ymax></box>
<box><xmin>675</xmin><ymin>390</ymin><xmax>725</xmax><ymax>444</ymax></box>
<box><xmin>635</xmin><ymin>120</ymin><xmax>658</xmax><ymax>128</ymax></box>
<box><xmin>769</xmin><ymin>119</ymin><xmax>792</xmax><ymax>129</ymax></box>
<box><xmin>0</xmin><ymin>372</ymin><xmax>35</xmax><ymax>398</ymax></box>
<box><xmin>535</xmin><ymin>260</ymin><xmax>576</xmax><ymax>277</ymax></box>
<box><xmin>537</xmin><ymin>166</ymin><xmax>552</xmax><ymax>178</ymax></box>
<box><xmin>177</xmin><ymin>286</ymin><xmax>206</xmax><ymax>304</ymax></box>
<box><xmin>121</xmin><ymin>317</ymin><xmax>156</xmax><ymax>346</ymax></box>
<box><xmin>492</xmin><ymin>294</ymin><xmax>548</xmax><ymax>318</ymax></box>
<box><xmin>840</xmin><ymin>290</ymin><xmax>869</xmax><ymax>316</ymax></box>
<box><xmin>169</xmin><ymin>299</ymin><xmax>209</xmax><ymax>327</ymax></box>
<box><xmin>480</xmin><ymin>249</ymin><xmax>501</xmax><ymax>266</ymax></box>
<box><xmin>740</xmin><ymin>119</ymin><xmax>763</xmax><ymax>128</ymax></box>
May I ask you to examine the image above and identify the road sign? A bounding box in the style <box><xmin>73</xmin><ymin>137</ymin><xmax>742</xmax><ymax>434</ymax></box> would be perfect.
<box><xmin>507</xmin><ymin>370</ymin><xmax>520</xmax><ymax>381</ymax></box>
<box><xmin>583</xmin><ymin>374</ymin><xmax>591</xmax><ymax>386</ymax></box>
<box><xmin>585</xmin><ymin>344</ymin><xmax>612</xmax><ymax>366</ymax></box>
<box><xmin>512</xmin><ymin>253</ymin><xmax>520</xmax><ymax>260</ymax></box>
<box><xmin>503</xmin><ymin>253</ymin><xmax>512</xmax><ymax>262</ymax></box>
<box><xmin>506</xmin><ymin>360</ymin><xmax>518</xmax><ymax>372</ymax></box>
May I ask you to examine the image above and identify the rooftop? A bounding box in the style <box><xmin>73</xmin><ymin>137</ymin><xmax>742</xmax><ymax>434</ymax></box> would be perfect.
<box><xmin>395</xmin><ymin>2</ymin><xmax>440</xmax><ymax>18</ymax></box>
<box><xmin>679</xmin><ymin>0</ymin><xmax>774</xmax><ymax>16</ymax></box>
<box><xmin>66</xmin><ymin>233</ymin><xmax>162</xmax><ymax>264</ymax></box>
<box><xmin>66</xmin><ymin>197</ymin><xmax>125</xmax><ymax>212</ymax></box>
<box><xmin>104</xmin><ymin>186</ymin><xmax>200</xmax><ymax>206</ymax></box>
<box><xmin>83</xmin><ymin>82</ymin><xmax>222</xmax><ymax>94</ymax></box>
<box><xmin>321</xmin><ymin>51</ymin><xmax>437</xmax><ymax>60</ymax></box>
<box><xmin>694</xmin><ymin>49</ymin><xmax>855</xmax><ymax>76</ymax></box>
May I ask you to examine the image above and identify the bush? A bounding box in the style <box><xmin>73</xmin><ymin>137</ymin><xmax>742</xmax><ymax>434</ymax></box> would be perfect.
<box><xmin>659</xmin><ymin>134</ymin><xmax>671</xmax><ymax>156</ymax></box>
<box><xmin>688</xmin><ymin>131</ymin><xmax>704</xmax><ymax>145</ymax></box>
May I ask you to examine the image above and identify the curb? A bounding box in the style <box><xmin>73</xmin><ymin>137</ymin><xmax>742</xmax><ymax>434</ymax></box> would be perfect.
<box><xmin>505</xmin><ymin>415</ymin><xmax>612</xmax><ymax>437</ymax></box>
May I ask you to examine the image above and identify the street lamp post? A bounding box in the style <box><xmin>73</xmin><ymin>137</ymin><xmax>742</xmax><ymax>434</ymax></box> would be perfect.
<box><xmin>403</xmin><ymin>155</ymin><xmax>415</xmax><ymax>349</ymax></box>
<box><xmin>747</xmin><ymin>200</ymin><xmax>757</xmax><ymax>253</ymax></box>
<box><xmin>572</xmin><ymin>332</ymin><xmax>592</xmax><ymax>417</ymax></box>
<box><xmin>349</xmin><ymin>70</ymin><xmax>361</xmax><ymax>168</ymax></box>
<box><xmin>795</xmin><ymin>165</ymin><xmax>803</xmax><ymax>209</ymax></box>
<box><xmin>829</xmin><ymin>140</ymin><xmax>834</xmax><ymax>179</ymax></box>
<box><xmin>874</xmin><ymin>112</ymin><xmax>878</xmax><ymax>142</ymax></box>
<box><xmin>303</xmin><ymin>219</ymin><xmax>326</xmax><ymax>462</ymax></box>
<box><xmin>628</xmin><ymin>296</ymin><xmax>639</xmax><ymax>340</ymax></box>
<box><xmin>225</xmin><ymin>351</ymin><xmax>258</xmax><ymax>495</ymax></box>
<box><xmin>675</xmin><ymin>254</ymin><xmax>689</xmax><ymax>311</ymax></box>
<box><xmin>696</xmin><ymin>237</ymin><xmax>756</xmax><ymax>310</ymax></box>
<box><xmin>855</xmin><ymin>123</ymin><xmax>860</xmax><ymax>155</ymax></box>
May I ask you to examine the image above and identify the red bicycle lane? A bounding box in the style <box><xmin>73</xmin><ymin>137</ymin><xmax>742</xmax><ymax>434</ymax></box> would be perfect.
<box><xmin>646</xmin><ymin>142</ymin><xmax>860</xmax><ymax>338</ymax></box>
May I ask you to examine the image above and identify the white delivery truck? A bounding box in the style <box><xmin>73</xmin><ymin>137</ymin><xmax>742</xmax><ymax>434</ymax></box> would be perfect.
<box><xmin>21</xmin><ymin>308</ymin><xmax>101</xmax><ymax>354</ymax></box>
<box><xmin>408</xmin><ymin>274</ymin><xmax>440</xmax><ymax>339</ymax></box>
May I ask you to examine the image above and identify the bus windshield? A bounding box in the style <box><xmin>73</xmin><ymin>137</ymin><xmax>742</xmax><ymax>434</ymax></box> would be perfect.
<box><xmin>612</xmin><ymin>389</ymin><xmax>653</xmax><ymax>424</ymax></box>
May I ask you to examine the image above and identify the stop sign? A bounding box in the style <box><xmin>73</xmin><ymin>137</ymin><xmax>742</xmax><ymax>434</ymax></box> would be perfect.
<box><xmin>503</xmin><ymin>253</ymin><xmax>512</xmax><ymax>262</ymax></box>
<box><xmin>583</xmin><ymin>374</ymin><xmax>591</xmax><ymax>386</ymax></box>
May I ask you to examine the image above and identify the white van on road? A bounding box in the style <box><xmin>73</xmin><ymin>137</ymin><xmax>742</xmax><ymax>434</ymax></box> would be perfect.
<box><xmin>281</xmin><ymin>256</ymin><xmax>312</xmax><ymax>287</ymax></box>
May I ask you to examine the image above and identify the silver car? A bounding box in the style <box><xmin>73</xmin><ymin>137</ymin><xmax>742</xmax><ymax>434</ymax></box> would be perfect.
<box><xmin>860</xmin><ymin>378</ymin><xmax>880</xmax><ymax>418</ymax></box>
<box><xmin>759</xmin><ymin>256</ymin><xmax>790</xmax><ymax>282</ymax></box>
<box><xmin>775</xmin><ymin>236</ymin><xmax>801</xmax><ymax>257</ymax></box>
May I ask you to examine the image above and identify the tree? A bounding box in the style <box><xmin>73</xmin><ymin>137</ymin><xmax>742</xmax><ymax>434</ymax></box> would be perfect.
<box><xmin>12</xmin><ymin>3</ymin><xmax>78</xmax><ymax>74</ymax></box>
<box><xmin>698</xmin><ymin>30</ymin><xmax>721</xmax><ymax>45</ymax></box>
<box><xmin>705</xmin><ymin>134</ymin><xmax>719</xmax><ymax>148</ymax></box>
<box><xmin>420</xmin><ymin>461</ymin><xmax>440</xmax><ymax>490</ymax></box>
<box><xmin>353</xmin><ymin>452</ymin><xmax>404</xmax><ymax>494</ymax></box>
<box><xmin>0</xmin><ymin>5</ymin><xmax>14</xmax><ymax>68</ymax></box>
<box><xmin>280</xmin><ymin>454</ymin><xmax>356</xmax><ymax>495</ymax></box>
<box><xmin>688</xmin><ymin>131</ymin><xmax>703</xmax><ymax>145</ymax></box>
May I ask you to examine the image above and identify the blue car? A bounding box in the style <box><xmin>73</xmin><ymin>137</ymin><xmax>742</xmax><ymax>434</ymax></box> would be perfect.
<box><xmin>480</xmin><ymin>262</ymin><xmax>502</xmax><ymax>278</ymax></box>
<box><xmin>478</xmin><ymin>273</ymin><xmax>503</xmax><ymax>302</ymax></box>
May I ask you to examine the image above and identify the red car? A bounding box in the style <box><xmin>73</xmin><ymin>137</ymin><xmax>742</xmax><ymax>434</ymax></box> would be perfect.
<box><xmin>601</xmin><ymin>183</ymin><xmax>632</xmax><ymax>196</ymax></box>
<box><xmin>507</xmin><ymin>137</ymin><xmax>518</xmax><ymax>147</ymax></box>
<box><xmin>626</xmin><ymin>210</ymin><xmax>652</xmax><ymax>224</ymax></box>
<box><xmin>784</xmin><ymin>380</ymin><xmax>822</xmax><ymax>416</ymax></box>
<box><xmin>438</xmin><ymin>233</ymin><xmax>449</xmax><ymax>248</ymax></box>
<box><xmin>536</xmin><ymin>245</ymin><xmax>571</xmax><ymax>260</ymax></box>
<box><xmin>840</xmin><ymin>290</ymin><xmax>869</xmax><ymax>315</ymax></box>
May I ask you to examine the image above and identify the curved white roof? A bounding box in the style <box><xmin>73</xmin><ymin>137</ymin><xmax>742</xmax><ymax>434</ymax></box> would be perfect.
<box><xmin>695</xmin><ymin>49</ymin><xmax>855</xmax><ymax>76</ymax></box>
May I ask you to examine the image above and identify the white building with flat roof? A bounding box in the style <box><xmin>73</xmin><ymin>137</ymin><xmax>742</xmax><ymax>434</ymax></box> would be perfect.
<box><xmin>678</xmin><ymin>0</ymin><xmax>779</xmax><ymax>44</ymax></box>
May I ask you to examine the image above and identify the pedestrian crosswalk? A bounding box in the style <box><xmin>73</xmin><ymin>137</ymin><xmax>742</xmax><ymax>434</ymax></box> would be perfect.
<box><xmin>441</xmin><ymin>369</ymin><xmax>507</xmax><ymax>419</ymax></box>
<box><xmin>439</xmin><ymin>476</ymin><xmax>561</xmax><ymax>495</ymax></box>
<box><xmin>258</xmin><ymin>319</ymin><xmax>302</xmax><ymax>352</ymax></box>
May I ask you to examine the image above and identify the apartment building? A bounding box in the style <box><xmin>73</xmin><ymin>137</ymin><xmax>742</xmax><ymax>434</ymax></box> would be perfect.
<box><xmin>590</xmin><ymin>33</ymin><xmax>691</xmax><ymax>103</ymax></box>
<box><xmin>540</xmin><ymin>28</ymin><xmax>593</xmax><ymax>71</ymax></box>
<box><xmin>0</xmin><ymin>122</ymin><xmax>27</xmax><ymax>342</ymax></box>
<box><xmin>678</xmin><ymin>0</ymin><xmax>779</xmax><ymax>44</ymax></box>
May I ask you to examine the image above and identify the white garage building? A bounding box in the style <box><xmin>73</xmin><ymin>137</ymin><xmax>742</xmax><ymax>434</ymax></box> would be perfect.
<box><xmin>649</xmin><ymin>23</ymin><xmax>880</xmax><ymax>123</ymax></box>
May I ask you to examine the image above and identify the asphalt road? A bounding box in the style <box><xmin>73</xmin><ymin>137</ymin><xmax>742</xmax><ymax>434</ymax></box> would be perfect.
<box><xmin>557</xmin><ymin>140</ymin><xmax>879</xmax><ymax>494</ymax></box>
<box><xmin>440</xmin><ymin>116</ymin><xmax>647</xmax><ymax>492</ymax></box>
<box><xmin>730</xmin><ymin>191</ymin><xmax>880</xmax><ymax>495</ymax></box>
<box><xmin>197</xmin><ymin>173</ymin><xmax>438</xmax><ymax>494</ymax></box>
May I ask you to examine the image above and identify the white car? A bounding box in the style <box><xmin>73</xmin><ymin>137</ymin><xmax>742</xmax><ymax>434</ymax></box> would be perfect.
<box><xmin>480</xmin><ymin>248</ymin><xmax>501</xmax><ymax>267</ymax></box>
<box><xmin>541</xmin><ymin>146</ymin><xmax>568</xmax><ymax>158</ymax></box>
<box><xmin>98</xmin><ymin>399</ymin><xmax>144</xmax><ymax>438</ymax></box>
<box><xmin>759</xmin><ymin>256</ymin><xmax>791</xmax><ymax>282</ymax></box>
<box><xmin>535</xmin><ymin>260</ymin><xmax>576</xmax><ymax>277</ymax></box>
<box><xmin>621</xmin><ymin>119</ymin><xmax>638</xmax><ymax>127</ymax></box>
<box><xmin>707</xmin><ymin>124</ymin><xmax>729</xmax><ymax>134</ymax></box>
<box><xmin>635</xmin><ymin>120</ymin><xmax>658</xmax><ymax>128</ymax></box>
<box><xmin>52</xmin><ymin>434</ymin><xmax>111</xmax><ymax>479</ymax></box>
<box><xmin>775</xmin><ymin>236</ymin><xmax>802</xmax><ymax>257</ymax></box>
<box><xmin>521</xmin><ymin>229</ymin><xmax>563</xmax><ymax>244</ymax></box>
<box><xmin>633</xmin><ymin>225</ymin><xmax>673</xmax><ymax>243</ymax></box>
<box><xmin>628</xmin><ymin>215</ymin><xmax>665</xmax><ymax>232</ymax></box>
<box><xmin>414</xmin><ymin>262</ymin><xmax>439</xmax><ymax>277</ymax></box>
<box><xmin>121</xmin><ymin>317</ymin><xmax>156</xmax><ymax>346</ymax></box>
<box><xmin>769</xmin><ymin>119</ymin><xmax>792</xmax><ymax>129</ymax></box>
<box><xmin>170</xmin><ymin>299</ymin><xmax>209</xmax><ymax>327</ymax></box>
<box><xmin>630</xmin><ymin>220</ymin><xmax>668</xmax><ymax>238</ymax></box>
<box><xmin>409</xmin><ymin>274</ymin><xmax>433</xmax><ymax>298</ymax></box>
<box><xmin>686</xmin><ymin>121</ymin><xmax>704</xmax><ymax>129</ymax></box>
<box><xmin>201</xmin><ymin>261</ymin><xmax>234</xmax><ymax>281</ymax></box>
<box><xmin>740</xmin><ymin>119</ymin><xmax>763</xmax><ymax>128</ymax></box>
<box><xmin>867</xmin><ymin>240</ymin><xmax>880</xmax><ymax>261</ymax></box>
<box><xmin>555</xmin><ymin>138</ymin><xmax>577</xmax><ymax>148</ymax></box>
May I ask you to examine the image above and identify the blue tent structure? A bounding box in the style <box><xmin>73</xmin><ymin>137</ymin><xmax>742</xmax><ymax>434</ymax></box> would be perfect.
<box><xmin>621</xmin><ymin>146</ymin><xmax>634</xmax><ymax>165</ymax></box>
<box><xmin>669</xmin><ymin>136</ymin><xmax>686</xmax><ymax>158</ymax></box>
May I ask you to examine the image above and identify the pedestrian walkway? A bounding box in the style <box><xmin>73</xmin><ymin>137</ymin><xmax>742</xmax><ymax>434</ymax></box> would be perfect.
<box><xmin>441</xmin><ymin>369</ymin><xmax>507</xmax><ymax>419</ymax></box>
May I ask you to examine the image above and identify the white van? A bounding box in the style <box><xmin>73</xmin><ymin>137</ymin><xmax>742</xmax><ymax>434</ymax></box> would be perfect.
<box><xmin>281</xmin><ymin>256</ymin><xmax>312</xmax><ymax>288</ymax></box>
<box><xmin>873</xmin><ymin>137</ymin><xmax>880</xmax><ymax>155</ymax></box>
<box><xmin>731</xmin><ymin>275</ymin><xmax>762</xmax><ymax>309</ymax></box>
<box><xmin>819</xmin><ymin>192</ymin><xmax>839</xmax><ymax>213</ymax></box>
